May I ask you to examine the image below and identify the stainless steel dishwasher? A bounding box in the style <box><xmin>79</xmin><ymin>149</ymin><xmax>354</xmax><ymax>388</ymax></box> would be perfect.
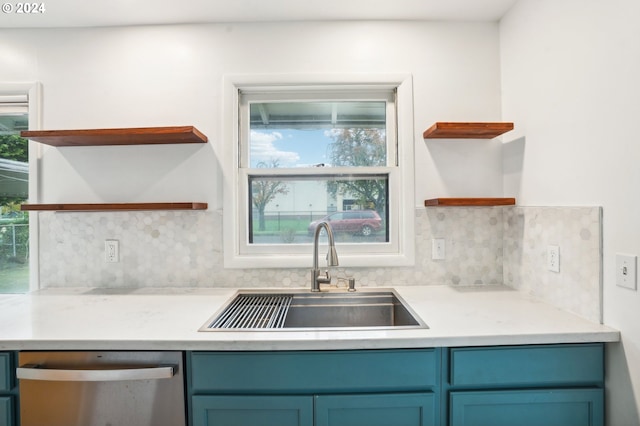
<box><xmin>17</xmin><ymin>351</ymin><xmax>186</xmax><ymax>426</ymax></box>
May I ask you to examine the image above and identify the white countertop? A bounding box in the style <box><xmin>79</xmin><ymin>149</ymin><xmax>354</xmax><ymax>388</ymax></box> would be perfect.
<box><xmin>0</xmin><ymin>285</ymin><xmax>619</xmax><ymax>351</ymax></box>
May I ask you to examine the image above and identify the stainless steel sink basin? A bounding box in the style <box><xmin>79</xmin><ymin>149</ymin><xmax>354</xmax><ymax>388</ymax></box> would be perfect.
<box><xmin>199</xmin><ymin>289</ymin><xmax>428</xmax><ymax>331</ymax></box>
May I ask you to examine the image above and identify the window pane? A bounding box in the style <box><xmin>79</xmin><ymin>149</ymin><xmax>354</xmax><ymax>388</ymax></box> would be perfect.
<box><xmin>249</xmin><ymin>101</ymin><xmax>386</xmax><ymax>168</ymax></box>
<box><xmin>249</xmin><ymin>175</ymin><xmax>388</xmax><ymax>244</ymax></box>
<box><xmin>0</xmin><ymin>113</ymin><xmax>29</xmax><ymax>293</ymax></box>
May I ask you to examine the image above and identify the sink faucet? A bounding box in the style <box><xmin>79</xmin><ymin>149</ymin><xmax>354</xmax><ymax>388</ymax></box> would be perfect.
<box><xmin>311</xmin><ymin>221</ymin><xmax>339</xmax><ymax>292</ymax></box>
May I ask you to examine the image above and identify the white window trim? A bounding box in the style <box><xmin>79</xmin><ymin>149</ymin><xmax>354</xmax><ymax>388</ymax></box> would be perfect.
<box><xmin>0</xmin><ymin>82</ymin><xmax>42</xmax><ymax>291</ymax></box>
<box><xmin>222</xmin><ymin>74</ymin><xmax>415</xmax><ymax>269</ymax></box>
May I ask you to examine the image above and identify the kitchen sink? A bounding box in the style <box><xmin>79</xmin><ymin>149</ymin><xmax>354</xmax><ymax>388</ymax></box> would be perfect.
<box><xmin>199</xmin><ymin>289</ymin><xmax>428</xmax><ymax>331</ymax></box>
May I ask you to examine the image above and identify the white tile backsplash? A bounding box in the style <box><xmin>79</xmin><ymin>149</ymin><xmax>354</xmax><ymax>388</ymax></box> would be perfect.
<box><xmin>503</xmin><ymin>206</ymin><xmax>602</xmax><ymax>323</ymax></box>
<box><xmin>38</xmin><ymin>205</ymin><xmax>602</xmax><ymax>321</ymax></box>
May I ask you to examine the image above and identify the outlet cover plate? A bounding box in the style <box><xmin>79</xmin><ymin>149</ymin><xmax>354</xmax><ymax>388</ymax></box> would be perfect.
<box><xmin>432</xmin><ymin>238</ymin><xmax>445</xmax><ymax>260</ymax></box>
<box><xmin>547</xmin><ymin>245</ymin><xmax>560</xmax><ymax>273</ymax></box>
<box><xmin>105</xmin><ymin>240</ymin><xmax>119</xmax><ymax>263</ymax></box>
<box><xmin>616</xmin><ymin>254</ymin><xmax>637</xmax><ymax>290</ymax></box>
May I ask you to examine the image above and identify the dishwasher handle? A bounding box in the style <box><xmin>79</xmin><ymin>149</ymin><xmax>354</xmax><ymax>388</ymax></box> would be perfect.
<box><xmin>17</xmin><ymin>364</ymin><xmax>176</xmax><ymax>382</ymax></box>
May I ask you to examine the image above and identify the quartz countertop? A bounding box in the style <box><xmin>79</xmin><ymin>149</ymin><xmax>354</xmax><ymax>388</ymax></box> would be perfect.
<box><xmin>0</xmin><ymin>285</ymin><xmax>619</xmax><ymax>351</ymax></box>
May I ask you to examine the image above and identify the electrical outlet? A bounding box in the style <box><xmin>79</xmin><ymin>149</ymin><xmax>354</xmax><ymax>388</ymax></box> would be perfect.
<box><xmin>547</xmin><ymin>245</ymin><xmax>560</xmax><ymax>273</ymax></box>
<box><xmin>616</xmin><ymin>254</ymin><xmax>637</xmax><ymax>290</ymax></box>
<box><xmin>105</xmin><ymin>240</ymin><xmax>119</xmax><ymax>263</ymax></box>
<box><xmin>432</xmin><ymin>238</ymin><xmax>445</xmax><ymax>260</ymax></box>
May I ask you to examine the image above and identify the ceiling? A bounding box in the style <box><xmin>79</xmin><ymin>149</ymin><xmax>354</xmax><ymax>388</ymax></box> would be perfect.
<box><xmin>0</xmin><ymin>0</ymin><xmax>519</xmax><ymax>28</ymax></box>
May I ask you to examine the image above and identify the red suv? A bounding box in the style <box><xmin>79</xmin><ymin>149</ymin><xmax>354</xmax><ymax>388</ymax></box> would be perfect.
<box><xmin>308</xmin><ymin>210</ymin><xmax>383</xmax><ymax>237</ymax></box>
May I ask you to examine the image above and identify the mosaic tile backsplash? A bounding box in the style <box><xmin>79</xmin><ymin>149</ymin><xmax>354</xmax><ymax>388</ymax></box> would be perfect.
<box><xmin>503</xmin><ymin>207</ymin><xmax>602</xmax><ymax>323</ymax></box>
<box><xmin>38</xmin><ymin>206</ymin><xmax>602</xmax><ymax>321</ymax></box>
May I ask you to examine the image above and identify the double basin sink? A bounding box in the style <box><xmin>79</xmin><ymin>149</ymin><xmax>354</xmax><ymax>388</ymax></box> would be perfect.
<box><xmin>199</xmin><ymin>289</ymin><xmax>428</xmax><ymax>331</ymax></box>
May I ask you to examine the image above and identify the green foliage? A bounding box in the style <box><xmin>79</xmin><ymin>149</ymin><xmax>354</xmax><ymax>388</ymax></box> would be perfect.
<box><xmin>0</xmin><ymin>201</ymin><xmax>26</xmax><ymax>218</ymax></box>
<box><xmin>0</xmin><ymin>134</ymin><xmax>28</xmax><ymax>162</ymax></box>
<box><xmin>328</xmin><ymin>128</ymin><xmax>386</xmax><ymax>167</ymax></box>
<box><xmin>0</xmin><ymin>134</ymin><xmax>29</xmax><ymax>209</ymax></box>
<box><xmin>327</xmin><ymin>129</ymin><xmax>387</xmax><ymax>213</ymax></box>
<box><xmin>0</xmin><ymin>196</ymin><xmax>28</xmax><ymax>210</ymax></box>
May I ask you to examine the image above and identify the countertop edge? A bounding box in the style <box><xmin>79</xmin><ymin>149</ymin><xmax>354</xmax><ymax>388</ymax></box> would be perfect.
<box><xmin>0</xmin><ymin>285</ymin><xmax>621</xmax><ymax>351</ymax></box>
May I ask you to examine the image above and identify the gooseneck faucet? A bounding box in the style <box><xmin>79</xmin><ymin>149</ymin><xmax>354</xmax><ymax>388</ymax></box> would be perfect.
<box><xmin>311</xmin><ymin>221</ymin><xmax>339</xmax><ymax>292</ymax></box>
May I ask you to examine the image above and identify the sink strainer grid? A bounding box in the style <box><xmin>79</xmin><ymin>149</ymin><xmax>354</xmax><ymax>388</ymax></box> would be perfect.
<box><xmin>209</xmin><ymin>294</ymin><xmax>293</xmax><ymax>329</ymax></box>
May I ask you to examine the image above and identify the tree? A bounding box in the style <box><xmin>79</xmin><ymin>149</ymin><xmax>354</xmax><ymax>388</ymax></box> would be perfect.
<box><xmin>0</xmin><ymin>134</ymin><xmax>28</xmax><ymax>162</ymax></box>
<box><xmin>0</xmin><ymin>134</ymin><xmax>29</xmax><ymax>206</ymax></box>
<box><xmin>251</xmin><ymin>160</ymin><xmax>289</xmax><ymax>231</ymax></box>
<box><xmin>327</xmin><ymin>128</ymin><xmax>387</xmax><ymax>214</ymax></box>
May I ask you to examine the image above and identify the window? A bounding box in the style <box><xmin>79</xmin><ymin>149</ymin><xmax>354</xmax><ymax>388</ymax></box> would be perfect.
<box><xmin>0</xmin><ymin>85</ymin><xmax>39</xmax><ymax>293</ymax></box>
<box><xmin>223</xmin><ymin>75</ymin><xmax>415</xmax><ymax>268</ymax></box>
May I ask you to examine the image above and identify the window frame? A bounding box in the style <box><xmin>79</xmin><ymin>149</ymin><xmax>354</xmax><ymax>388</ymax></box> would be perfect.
<box><xmin>222</xmin><ymin>74</ymin><xmax>415</xmax><ymax>269</ymax></box>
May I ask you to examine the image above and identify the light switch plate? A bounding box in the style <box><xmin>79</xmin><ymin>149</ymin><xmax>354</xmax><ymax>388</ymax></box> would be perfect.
<box><xmin>432</xmin><ymin>238</ymin><xmax>445</xmax><ymax>260</ymax></box>
<box><xmin>616</xmin><ymin>254</ymin><xmax>637</xmax><ymax>290</ymax></box>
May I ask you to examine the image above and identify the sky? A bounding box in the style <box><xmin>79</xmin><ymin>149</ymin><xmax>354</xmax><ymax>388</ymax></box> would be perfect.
<box><xmin>250</xmin><ymin>129</ymin><xmax>334</xmax><ymax>168</ymax></box>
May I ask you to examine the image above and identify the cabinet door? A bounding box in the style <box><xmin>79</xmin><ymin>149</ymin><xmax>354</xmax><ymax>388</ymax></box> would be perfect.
<box><xmin>190</xmin><ymin>349</ymin><xmax>438</xmax><ymax>394</ymax></box>
<box><xmin>449</xmin><ymin>344</ymin><xmax>603</xmax><ymax>388</ymax></box>
<box><xmin>192</xmin><ymin>395</ymin><xmax>313</xmax><ymax>426</ymax></box>
<box><xmin>315</xmin><ymin>393</ymin><xmax>437</xmax><ymax>426</ymax></box>
<box><xmin>0</xmin><ymin>397</ymin><xmax>14</xmax><ymax>426</ymax></box>
<box><xmin>450</xmin><ymin>389</ymin><xmax>603</xmax><ymax>426</ymax></box>
<box><xmin>0</xmin><ymin>353</ymin><xmax>12</xmax><ymax>392</ymax></box>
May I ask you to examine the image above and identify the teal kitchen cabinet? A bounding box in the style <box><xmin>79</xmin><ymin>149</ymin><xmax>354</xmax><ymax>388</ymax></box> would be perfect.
<box><xmin>0</xmin><ymin>353</ymin><xmax>16</xmax><ymax>426</ymax></box>
<box><xmin>187</xmin><ymin>349</ymin><xmax>441</xmax><ymax>426</ymax></box>
<box><xmin>450</xmin><ymin>389</ymin><xmax>603</xmax><ymax>426</ymax></box>
<box><xmin>0</xmin><ymin>398</ymin><xmax>13</xmax><ymax>426</ymax></box>
<box><xmin>446</xmin><ymin>343</ymin><xmax>604</xmax><ymax>426</ymax></box>
<box><xmin>315</xmin><ymin>392</ymin><xmax>436</xmax><ymax>426</ymax></box>
<box><xmin>191</xmin><ymin>395</ymin><xmax>313</xmax><ymax>426</ymax></box>
<box><xmin>187</xmin><ymin>344</ymin><xmax>605</xmax><ymax>426</ymax></box>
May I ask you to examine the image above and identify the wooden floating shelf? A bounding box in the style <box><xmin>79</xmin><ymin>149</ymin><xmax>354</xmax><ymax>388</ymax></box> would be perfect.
<box><xmin>20</xmin><ymin>126</ymin><xmax>208</xmax><ymax>147</ymax></box>
<box><xmin>423</xmin><ymin>122</ymin><xmax>514</xmax><ymax>139</ymax></box>
<box><xmin>424</xmin><ymin>198</ymin><xmax>516</xmax><ymax>207</ymax></box>
<box><xmin>21</xmin><ymin>202</ymin><xmax>208</xmax><ymax>212</ymax></box>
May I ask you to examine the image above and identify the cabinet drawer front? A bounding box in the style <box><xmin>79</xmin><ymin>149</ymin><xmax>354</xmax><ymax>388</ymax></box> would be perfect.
<box><xmin>190</xmin><ymin>349</ymin><xmax>438</xmax><ymax>393</ymax></box>
<box><xmin>450</xmin><ymin>389</ymin><xmax>604</xmax><ymax>426</ymax></box>
<box><xmin>0</xmin><ymin>396</ymin><xmax>14</xmax><ymax>426</ymax></box>
<box><xmin>450</xmin><ymin>344</ymin><xmax>603</xmax><ymax>387</ymax></box>
<box><xmin>315</xmin><ymin>393</ymin><xmax>437</xmax><ymax>426</ymax></box>
<box><xmin>192</xmin><ymin>395</ymin><xmax>313</xmax><ymax>426</ymax></box>
<box><xmin>0</xmin><ymin>353</ymin><xmax>12</xmax><ymax>392</ymax></box>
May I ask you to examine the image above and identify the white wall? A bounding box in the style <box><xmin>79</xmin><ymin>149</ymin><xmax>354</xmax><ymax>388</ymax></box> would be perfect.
<box><xmin>500</xmin><ymin>1</ymin><xmax>640</xmax><ymax>424</ymax></box>
<box><xmin>0</xmin><ymin>21</ymin><xmax>504</xmax><ymax>210</ymax></box>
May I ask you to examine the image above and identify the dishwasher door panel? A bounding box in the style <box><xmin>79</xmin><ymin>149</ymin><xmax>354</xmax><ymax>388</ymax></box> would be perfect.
<box><xmin>18</xmin><ymin>351</ymin><xmax>186</xmax><ymax>426</ymax></box>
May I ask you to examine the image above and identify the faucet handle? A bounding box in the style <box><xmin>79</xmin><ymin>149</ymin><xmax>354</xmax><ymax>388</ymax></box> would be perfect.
<box><xmin>317</xmin><ymin>270</ymin><xmax>331</xmax><ymax>285</ymax></box>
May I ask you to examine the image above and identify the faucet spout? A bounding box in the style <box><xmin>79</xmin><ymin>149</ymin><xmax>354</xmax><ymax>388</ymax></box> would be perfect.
<box><xmin>311</xmin><ymin>221</ymin><xmax>339</xmax><ymax>292</ymax></box>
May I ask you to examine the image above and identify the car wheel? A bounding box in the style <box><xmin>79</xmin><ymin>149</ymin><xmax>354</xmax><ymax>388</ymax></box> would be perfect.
<box><xmin>361</xmin><ymin>225</ymin><xmax>373</xmax><ymax>236</ymax></box>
